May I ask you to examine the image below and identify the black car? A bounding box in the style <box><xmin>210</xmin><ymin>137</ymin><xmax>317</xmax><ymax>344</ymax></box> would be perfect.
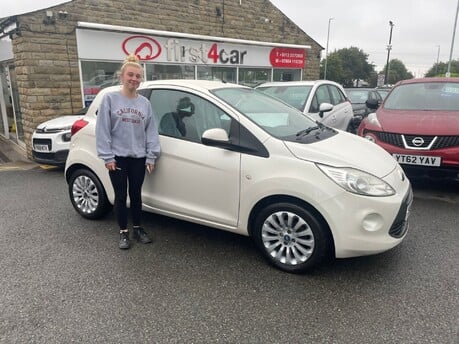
<box><xmin>345</xmin><ymin>88</ymin><xmax>383</xmax><ymax>133</ymax></box>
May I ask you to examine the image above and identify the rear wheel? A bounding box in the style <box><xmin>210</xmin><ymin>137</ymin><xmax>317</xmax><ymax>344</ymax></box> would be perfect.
<box><xmin>253</xmin><ymin>202</ymin><xmax>331</xmax><ymax>273</ymax></box>
<box><xmin>68</xmin><ymin>169</ymin><xmax>111</xmax><ymax>219</ymax></box>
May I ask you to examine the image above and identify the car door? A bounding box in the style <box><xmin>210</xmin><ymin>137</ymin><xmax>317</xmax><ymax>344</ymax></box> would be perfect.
<box><xmin>327</xmin><ymin>84</ymin><xmax>353</xmax><ymax>130</ymax></box>
<box><xmin>306</xmin><ymin>84</ymin><xmax>339</xmax><ymax>128</ymax></box>
<box><xmin>141</xmin><ymin>88</ymin><xmax>241</xmax><ymax>227</ymax></box>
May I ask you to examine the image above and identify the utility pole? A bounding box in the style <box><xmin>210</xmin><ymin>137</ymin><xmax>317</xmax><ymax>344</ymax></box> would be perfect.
<box><xmin>324</xmin><ymin>17</ymin><xmax>334</xmax><ymax>80</ymax></box>
<box><xmin>384</xmin><ymin>21</ymin><xmax>395</xmax><ymax>85</ymax></box>
<box><xmin>447</xmin><ymin>0</ymin><xmax>459</xmax><ymax>76</ymax></box>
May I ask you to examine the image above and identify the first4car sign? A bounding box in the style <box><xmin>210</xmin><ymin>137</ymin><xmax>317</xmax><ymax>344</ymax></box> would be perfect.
<box><xmin>76</xmin><ymin>27</ymin><xmax>307</xmax><ymax>68</ymax></box>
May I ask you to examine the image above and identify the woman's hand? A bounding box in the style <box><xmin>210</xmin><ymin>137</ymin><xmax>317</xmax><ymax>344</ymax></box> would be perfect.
<box><xmin>146</xmin><ymin>163</ymin><xmax>155</xmax><ymax>174</ymax></box>
<box><xmin>105</xmin><ymin>162</ymin><xmax>117</xmax><ymax>171</ymax></box>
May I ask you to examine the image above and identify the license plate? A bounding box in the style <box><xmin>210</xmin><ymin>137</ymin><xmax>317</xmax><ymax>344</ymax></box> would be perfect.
<box><xmin>393</xmin><ymin>154</ymin><xmax>441</xmax><ymax>166</ymax></box>
<box><xmin>34</xmin><ymin>144</ymin><xmax>50</xmax><ymax>152</ymax></box>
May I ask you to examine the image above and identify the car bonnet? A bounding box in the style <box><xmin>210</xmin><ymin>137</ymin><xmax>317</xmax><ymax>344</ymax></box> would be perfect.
<box><xmin>375</xmin><ymin>108</ymin><xmax>459</xmax><ymax>135</ymax></box>
<box><xmin>283</xmin><ymin>131</ymin><xmax>397</xmax><ymax>178</ymax></box>
<box><xmin>36</xmin><ymin>115</ymin><xmax>85</xmax><ymax>130</ymax></box>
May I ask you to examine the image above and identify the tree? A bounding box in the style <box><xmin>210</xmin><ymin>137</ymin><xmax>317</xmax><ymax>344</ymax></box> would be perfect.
<box><xmin>425</xmin><ymin>59</ymin><xmax>459</xmax><ymax>77</ymax></box>
<box><xmin>382</xmin><ymin>59</ymin><xmax>413</xmax><ymax>84</ymax></box>
<box><xmin>320</xmin><ymin>47</ymin><xmax>375</xmax><ymax>87</ymax></box>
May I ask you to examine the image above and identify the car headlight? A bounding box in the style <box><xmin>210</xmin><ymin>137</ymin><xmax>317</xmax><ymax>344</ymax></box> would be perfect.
<box><xmin>317</xmin><ymin>164</ymin><xmax>395</xmax><ymax>196</ymax></box>
<box><xmin>365</xmin><ymin>113</ymin><xmax>381</xmax><ymax>128</ymax></box>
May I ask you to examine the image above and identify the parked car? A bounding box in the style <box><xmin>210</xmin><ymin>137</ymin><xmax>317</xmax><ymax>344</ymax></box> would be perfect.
<box><xmin>65</xmin><ymin>80</ymin><xmax>412</xmax><ymax>273</ymax></box>
<box><xmin>345</xmin><ymin>88</ymin><xmax>383</xmax><ymax>133</ymax></box>
<box><xmin>375</xmin><ymin>87</ymin><xmax>391</xmax><ymax>100</ymax></box>
<box><xmin>346</xmin><ymin>88</ymin><xmax>383</xmax><ymax>117</ymax></box>
<box><xmin>358</xmin><ymin>77</ymin><xmax>459</xmax><ymax>178</ymax></box>
<box><xmin>32</xmin><ymin>107</ymin><xmax>88</xmax><ymax>166</ymax></box>
<box><xmin>256</xmin><ymin>80</ymin><xmax>354</xmax><ymax>132</ymax></box>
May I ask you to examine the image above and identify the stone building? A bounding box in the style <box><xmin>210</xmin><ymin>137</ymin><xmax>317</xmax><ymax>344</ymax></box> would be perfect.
<box><xmin>0</xmin><ymin>0</ymin><xmax>322</xmax><ymax>158</ymax></box>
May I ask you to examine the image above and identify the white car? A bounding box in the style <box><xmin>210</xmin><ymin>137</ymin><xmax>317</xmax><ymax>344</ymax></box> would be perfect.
<box><xmin>256</xmin><ymin>80</ymin><xmax>354</xmax><ymax>131</ymax></box>
<box><xmin>65</xmin><ymin>80</ymin><xmax>412</xmax><ymax>273</ymax></box>
<box><xmin>32</xmin><ymin>107</ymin><xmax>87</xmax><ymax>166</ymax></box>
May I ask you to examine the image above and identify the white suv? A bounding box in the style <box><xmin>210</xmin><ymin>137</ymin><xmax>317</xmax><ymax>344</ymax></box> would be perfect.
<box><xmin>256</xmin><ymin>80</ymin><xmax>354</xmax><ymax>131</ymax></box>
<box><xmin>32</xmin><ymin>107</ymin><xmax>87</xmax><ymax>166</ymax></box>
<box><xmin>65</xmin><ymin>80</ymin><xmax>412</xmax><ymax>273</ymax></box>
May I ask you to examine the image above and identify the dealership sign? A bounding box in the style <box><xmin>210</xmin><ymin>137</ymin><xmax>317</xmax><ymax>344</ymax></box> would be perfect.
<box><xmin>77</xmin><ymin>28</ymin><xmax>306</xmax><ymax>68</ymax></box>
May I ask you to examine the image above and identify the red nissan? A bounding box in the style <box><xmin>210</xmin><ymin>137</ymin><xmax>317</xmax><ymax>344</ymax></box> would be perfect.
<box><xmin>358</xmin><ymin>77</ymin><xmax>459</xmax><ymax>178</ymax></box>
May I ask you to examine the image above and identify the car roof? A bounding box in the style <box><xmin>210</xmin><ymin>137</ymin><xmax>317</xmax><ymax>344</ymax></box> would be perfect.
<box><xmin>256</xmin><ymin>80</ymin><xmax>342</xmax><ymax>88</ymax></box>
<box><xmin>394</xmin><ymin>77</ymin><xmax>459</xmax><ymax>86</ymax></box>
<box><xmin>99</xmin><ymin>79</ymin><xmax>246</xmax><ymax>96</ymax></box>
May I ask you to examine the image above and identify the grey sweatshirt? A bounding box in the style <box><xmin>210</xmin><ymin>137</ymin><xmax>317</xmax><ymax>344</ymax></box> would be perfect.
<box><xmin>96</xmin><ymin>91</ymin><xmax>160</xmax><ymax>165</ymax></box>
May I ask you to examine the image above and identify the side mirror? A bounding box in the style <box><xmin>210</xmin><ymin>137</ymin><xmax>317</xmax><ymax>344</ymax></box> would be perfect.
<box><xmin>319</xmin><ymin>102</ymin><xmax>333</xmax><ymax>118</ymax></box>
<box><xmin>201</xmin><ymin>128</ymin><xmax>231</xmax><ymax>147</ymax></box>
<box><xmin>366</xmin><ymin>99</ymin><xmax>380</xmax><ymax>110</ymax></box>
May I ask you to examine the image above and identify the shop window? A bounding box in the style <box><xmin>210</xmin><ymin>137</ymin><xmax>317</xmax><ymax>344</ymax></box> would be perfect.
<box><xmin>81</xmin><ymin>61</ymin><xmax>120</xmax><ymax>107</ymax></box>
<box><xmin>273</xmin><ymin>69</ymin><xmax>301</xmax><ymax>82</ymax></box>
<box><xmin>238</xmin><ymin>68</ymin><xmax>271</xmax><ymax>87</ymax></box>
<box><xmin>197</xmin><ymin>66</ymin><xmax>236</xmax><ymax>84</ymax></box>
<box><xmin>146</xmin><ymin>64</ymin><xmax>195</xmax><ymax>80</ymax></box>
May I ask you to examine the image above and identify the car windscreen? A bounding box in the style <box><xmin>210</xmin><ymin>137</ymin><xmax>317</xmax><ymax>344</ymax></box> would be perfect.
<box><xmin>256</xmin><ymin>85</ymin><xmax>312</xmax><ymax>111</ymax></box>
<box><xmin>384</xmin><ymin>82</ymin><xmax>459</xmax><ymax>111</ymax></box>
<box><xmin>346</xmin><ymin>90</ymin><xmax>369</xmax><ymax>104</ymax></box>
<box><xmin>212</xmin><ymin>87</ymin><xmax>319</xmax><ymax>141</ymax></box>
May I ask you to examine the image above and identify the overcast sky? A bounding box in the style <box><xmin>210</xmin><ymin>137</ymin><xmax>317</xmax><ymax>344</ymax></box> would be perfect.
<box><xmin>1</xmin><ymin>0</ymin><xmax>458</xmax><ymax>77</ymax></box>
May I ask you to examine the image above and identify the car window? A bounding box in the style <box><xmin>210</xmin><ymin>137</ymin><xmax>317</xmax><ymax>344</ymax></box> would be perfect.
<box><xmin>256</xmin><ymin>85</ymin><xmax>312</xmax><ymax>111</ymax></box>
<box><xmin>384</xmin><ymin>82</ymin><xmax>459</xmax><ymax>111</ymax></box>
<box><xmin>347</xmin><ymin>90</ymin><xmax>368</xmax><ymax>103</ymax></box>
<box><xmin>309</xmin><ymin>85</ymin><xmax>332</xmax><ymax>113</ymax></box>
<box><xmin>149</xmin><ymin>89</ymin><xmax>232</xmax><ymax>142</ymax></box>
<box><xmin>214</xmin><ymin>87</ymin><xmax>319</xmax><ymax>141</ymax></box>
<box><xmin>328</xmin><ymin>85</ymin><xmax>345</xmax><ymax>105</ymax></box>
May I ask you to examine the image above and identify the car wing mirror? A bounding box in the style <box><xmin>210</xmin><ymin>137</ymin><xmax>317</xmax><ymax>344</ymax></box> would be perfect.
<box><xmin>366</xmin><ymin>99</ymin><xmax>380</xmax><ymax>110</ymax></box>
<box><xmin>201</xmin><ymin>128</ymin><xmax>231</xmax><ymax>147</ymax></box>
<box><xmin>319</xmin><ymin>102</ymin><xmax>333</xmax><ymax>118</ymax></box>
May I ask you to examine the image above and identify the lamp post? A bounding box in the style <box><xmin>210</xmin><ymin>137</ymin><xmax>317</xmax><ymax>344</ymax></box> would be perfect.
<box><xmin>435</xmin><ymin>45</ymin><xmax>440</xmax><ymax>76</ymax></box>
<box><xmin>324</xmin><ymin>17</ymin><xmax>334</xmax><ymax>80</ymax></box>
<box><xmin>384</xmin><ymin>21</ymin><xmax>395</xmax><ymax>85</ymax></box>
<box><xmin>447</xmin><ymin>0</ymin><xmax>459</xmax><ymax>77</ymax></box>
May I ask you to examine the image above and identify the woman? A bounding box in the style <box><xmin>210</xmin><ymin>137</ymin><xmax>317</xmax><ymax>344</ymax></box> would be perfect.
<box><xmin>96</xmin><ymin>55</ymin><xmax>160</xmax><ymax>249</ymax></box>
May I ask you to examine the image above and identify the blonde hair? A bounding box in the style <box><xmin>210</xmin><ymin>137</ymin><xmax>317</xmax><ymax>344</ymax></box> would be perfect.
<box><xmin>120</xmin><ymin>54</ymin><xmax>143</xmax><ymax>75</ymax></box>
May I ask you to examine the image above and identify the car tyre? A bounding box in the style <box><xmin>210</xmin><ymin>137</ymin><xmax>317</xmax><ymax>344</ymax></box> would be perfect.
<box><xmin>69</xmin><ymin>169</ymin><xmax>111</xmax><ymax>219</ymax></box>
<box><xmin>253</xmin><ymin>202</ymin><xmax>330</xmax><ymax>273</ymax></box>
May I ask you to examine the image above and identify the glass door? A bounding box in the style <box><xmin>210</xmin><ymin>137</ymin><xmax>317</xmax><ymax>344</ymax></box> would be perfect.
<box><xmin>7</xmin><ymin>65</ymin><xmax>24</xmax><ymax>145</ymax></box>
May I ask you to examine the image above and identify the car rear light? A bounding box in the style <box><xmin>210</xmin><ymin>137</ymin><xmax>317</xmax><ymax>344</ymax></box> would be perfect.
<box><xmin>71</xmin><ymin>119</ymin><xmax>89</xmax><ymax>137</ymax></box>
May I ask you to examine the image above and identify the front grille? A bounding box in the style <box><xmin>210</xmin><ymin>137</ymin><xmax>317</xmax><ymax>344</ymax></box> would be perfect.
<box><xmin>368</xmin><ymin>131</ymin><xmax>459</xmax><ymax>150</ymax></box>
<box><xmin>389</xmin><ymin>187</ymin><xmax>413</xmax><ymax>238</ymax></box>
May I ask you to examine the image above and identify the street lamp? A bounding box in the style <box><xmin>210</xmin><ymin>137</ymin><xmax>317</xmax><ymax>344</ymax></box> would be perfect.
<box><xmin>435</xmin><ymin>45</ymin><xmax>440</xmax><ymax>76</ymax></box>
<box><xmin>324</xmin><ymin>17</ymin><xmax>334</xmax><ymax>80</ymax></box>
<box><xmin>384</xmin><ymin>21</ymin><xmax>395</xmax><ymax>85</ymax></box>
<box><xmin>447</xmin><ymin>0</ymin><xmax>459</xmax><ymax>76</ymax></box>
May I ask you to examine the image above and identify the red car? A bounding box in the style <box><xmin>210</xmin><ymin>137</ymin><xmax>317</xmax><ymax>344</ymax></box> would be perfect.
<box><xmin>358</xmin><ymin>77</ymin><xmax>459</xmax><ymax>178</ymax></box>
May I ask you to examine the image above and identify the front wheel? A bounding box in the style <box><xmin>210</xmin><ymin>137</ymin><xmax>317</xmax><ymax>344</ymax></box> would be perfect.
<box><xmin>68</xmin><ymin>169</ymin><xmax>112</xmax><ymax>219</ymax></box>
<box><xmin>253</xmin><ymin>203</ymin><xmax>331</xmax><ymax>273</ymax></box>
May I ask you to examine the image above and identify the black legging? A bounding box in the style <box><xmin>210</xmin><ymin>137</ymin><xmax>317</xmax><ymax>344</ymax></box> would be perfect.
<box><xmin>109</xmin><ymin>156</ymin><xmax>146</xmax><ymax>230</ymax></box>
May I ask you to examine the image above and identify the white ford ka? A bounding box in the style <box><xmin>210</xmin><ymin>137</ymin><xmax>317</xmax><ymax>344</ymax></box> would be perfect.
<box><xmin>65</xmin><ymin>80</ymin><xmax>412</xmax><ymax>273</ymax></box>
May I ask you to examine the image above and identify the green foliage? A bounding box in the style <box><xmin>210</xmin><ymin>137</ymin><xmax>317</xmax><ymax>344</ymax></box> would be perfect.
<box><xmin>383</xmin><ymin>58</ymin><xmax>414</xmax><ymax>84</ymax></box>
<box><xmin>320</xmin><ymin>47</ymin><xmax>375</xmax><ymax>87</ymax></box>
<box><xmin>425</xmin><ymin>59</ymin><xmax>459</xmax><ymax>77</ymax></box>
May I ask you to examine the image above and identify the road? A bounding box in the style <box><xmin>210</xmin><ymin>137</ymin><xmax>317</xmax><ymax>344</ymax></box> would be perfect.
<box><xmin>0</xmin><ymin>167</ymin><xmax>458</xmax><ymax>344</ymax></box>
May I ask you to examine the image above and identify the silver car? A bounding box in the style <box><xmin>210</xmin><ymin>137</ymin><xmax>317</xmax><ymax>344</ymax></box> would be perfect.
<box><xmin>256</xmin><ymin>80</ymin><xmax>354</xmax><ymax>131</ymax></box>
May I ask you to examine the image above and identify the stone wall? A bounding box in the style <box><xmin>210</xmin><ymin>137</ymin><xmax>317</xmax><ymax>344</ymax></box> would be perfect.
<box><xmin>12</xmin><ymin>0</ymin><xmax>322</xmax><ymax>157</ymax></box>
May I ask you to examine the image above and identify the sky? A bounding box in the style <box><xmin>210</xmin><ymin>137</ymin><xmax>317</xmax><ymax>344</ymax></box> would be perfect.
<box><xmin>1</xmin><ymin>0</ymin><xmax>458</xmax><ymax>77</ymax></box>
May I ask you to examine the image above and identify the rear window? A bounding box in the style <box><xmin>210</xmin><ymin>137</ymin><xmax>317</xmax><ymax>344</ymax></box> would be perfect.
<box><xmin>256</xmin><ymin>85</ymin><xmax>312</xmax><ymax>111</ymax></box>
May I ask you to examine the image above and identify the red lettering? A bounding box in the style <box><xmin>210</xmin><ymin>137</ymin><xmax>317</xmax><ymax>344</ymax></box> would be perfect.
<box><xmin>208</xmin><ymin>43</ymin><xmax>219</xmax><ymax>63</ymax></box>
